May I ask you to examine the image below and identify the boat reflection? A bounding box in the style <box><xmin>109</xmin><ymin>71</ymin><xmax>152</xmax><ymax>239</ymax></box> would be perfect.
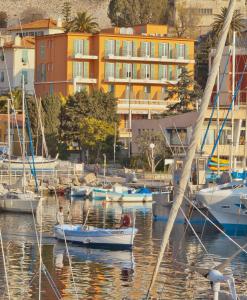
<box><xmin>53</xmin><ymin>242</ymin><xmax>135</xmax><ymax>270</ymax></box>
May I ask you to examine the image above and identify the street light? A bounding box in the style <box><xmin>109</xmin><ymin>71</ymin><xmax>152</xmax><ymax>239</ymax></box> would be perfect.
<box><xmin>150</xmin><ymin>143</ymin><xmax>155</xmax><ymax>174</ymax></box>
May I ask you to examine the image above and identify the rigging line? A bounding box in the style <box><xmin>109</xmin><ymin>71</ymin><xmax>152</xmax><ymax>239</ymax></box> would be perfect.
<box><xmin>0</xmin><ymin>229</ymin><xmax>11</xmax><ymax>300</ymax></box>
<box><xmin>179</xmin><ymin>207</ymin><xmax>208</xmax><ymax>254</ymax></box>
<box><xmin>200</xmin><ymin>49</ymin><xmax>232</xmax><ymax>152</ymax></box>
<box><xmin>42</xmin><ymin>267</ymin><xmax>62</xmax><ymax>300</ymax></box>
<box><xmin>54</xmin><ymin>189</ymin><xmax>79</xmax><ymax>299</ymax></box>
<box><xmin>209</xmin><ymin>62</ymin><xmax>247</xmax><ymax>160</ymax></box>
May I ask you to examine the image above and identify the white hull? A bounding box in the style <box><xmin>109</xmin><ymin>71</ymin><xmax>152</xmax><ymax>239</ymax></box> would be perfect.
<box><xmin>106</xmin><ymin>191</ymin><xmax>153</xmax><ymax>202</ymax></box>
<box><xmin>54</xmin><ymin>225</ymin><xmax>137</xmax><ymax>247</ymax></box>
<box><xmin>0</xmin><ymin>191</ymin><xmax>41</xmax><ymax>213</ymax></box>
<box><xmin>70</xmin><ymin>186</ymin><xmax>92</xmax><ymax>197</ymax></box>
<box><xmin>2</xmin><ymin>157</ymin><xmax>58</xmax><ymax>171</ymax></box>
<box><xmin>197</xmin><ymin>182</ymin><xmax>247</xmax><ymax>227</ymax></box>
<box><xmin>91</xmin><ymin>188</ymin><xmax>111</xmax><ymax>200</ymax></box>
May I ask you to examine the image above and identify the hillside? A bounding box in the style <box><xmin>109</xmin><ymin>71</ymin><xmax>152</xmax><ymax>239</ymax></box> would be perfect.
<box><xmin>5</xmin><ymin>0</ymin><xmax>111</xmax><ymax>28</ymax></box>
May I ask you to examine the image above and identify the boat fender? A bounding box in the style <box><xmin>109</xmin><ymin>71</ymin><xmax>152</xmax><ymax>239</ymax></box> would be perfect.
<box><xmin>120</xmin><ymin>214</ymin><xmax>131</xmax><ymax>228</ymax></box>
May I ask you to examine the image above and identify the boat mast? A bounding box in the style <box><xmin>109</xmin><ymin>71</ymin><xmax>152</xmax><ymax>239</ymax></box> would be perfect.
<box><xmin>217</xmin><ymin>68</ymin><xmax>220</xmax><ymax>175</ymax></box>
<box><xmin>230</xmin><ymin>31</ymin><xmax>236</xmax><ymax>171</ymax></box>
<box><xmin>146</xmin><ymin>0</ymin><xmax>236</xmax><ymax>296</ymax></box>
<box><xmin>22</xmin><ymin>75</ymin><xmax>26</xmax><ymax>193</ymax></box>
<box><xmin>7</xmin><ymin>98</ymin><xmax>11</xmax><ymax>186</ymax></box>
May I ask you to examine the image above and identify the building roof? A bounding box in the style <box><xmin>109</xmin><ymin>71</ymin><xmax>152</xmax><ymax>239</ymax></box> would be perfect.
<box><xmin>8</xmin><ymin>18</ymin><xmax>61</xmax><ymax>31</ymax></box>
<box><xmin>3</xmin><ymin>36</ymin><xmax>35</xmax><ymax>49</ymax></box>
<box><xmin>132</xmin><ymin>111</ymin><xmax>199</xmax><ymax>131</ymax></box>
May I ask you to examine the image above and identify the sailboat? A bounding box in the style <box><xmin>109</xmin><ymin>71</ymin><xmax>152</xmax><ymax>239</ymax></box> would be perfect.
<box><xmin>0</xmin><ymin>78</ymin><xmax>42</xmax><ymax>213</ymax></box>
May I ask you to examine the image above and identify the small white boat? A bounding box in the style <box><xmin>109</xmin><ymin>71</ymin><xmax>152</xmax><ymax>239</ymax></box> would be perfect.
<box><xmin>54</xmin><ymin>224</ymin><xmax>138</xmax><ymax>249</ymax></box>
<box><xmin>106</xmin><ymin>187</ymin><xmax>153</xmax><ymax>203</ymax></box>
<box><xmin>0</xmin><ymin>190</ymin><xmax>41</xmax><ymax>213</ymax></box>
<box><xmin>91</xmin><ymin>187</ymin><xmax>112</xmax><ymax>200</ymax></box>
<box><xmin>70</xmin><ymin>186</ymin><xmax>92</xmax><ymax>197</ymax></box>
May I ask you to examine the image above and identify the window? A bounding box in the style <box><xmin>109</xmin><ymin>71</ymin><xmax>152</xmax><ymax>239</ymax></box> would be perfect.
<box><xmin>105</xmin><ymin>62</ymin><xmax>115</xmax><ymax>79</ymax></box>
<box><xmin>72</xmin><ymin>61</ymin><xmax>83</xmax><ymax>78</ymax></box>
<box><xmin>159</xmin><ymin>43</ymin><xmax>169</xmax><ymax>58</ymax></box>
<box><xmin>123</xmin><ymin>63</ymin><xmax>132</xmax><ymax>78</ymax></box>
<box><xmin>41</xmin><ymin>64</ymin><xmax>46</xmax><ymax>81</ymax></box>
<box><xmin>22</xmin><ymin>49</ymin><xmax>28</xmax><ymax>64</ymax></box>
<box><xmin>177</xmin><ymin>44</ymin><xmax>185</xmax><ymax>58</ymax></box>
<box><xmin>0</xmin><ymin>71</ymin><xmax>4</xmax><ymax>82</ymax></box>
<box><xmin>159</xmin><ymin>65</ymin><xmax>167</xmax><ymax>80</ymax></box>
<box><xmin>141</xmin><ymin>64</ymin><xmax>150</xmax><ymax>79</ymax></box>
<box><xmin>141</xmin><ymin>42</ymin><xmax>150</xmax><ymax>57</ymax></box>
<box><xmin>105</xmin><ymin>40</ymin><xmax>115</xmax><ymax>56</ymax></box>
<box><xmin>123</xmin><ymin>41</ymin><xmax>132</xmax><ymax>56</ymax></box>
<box><xmin>21</xmin><ymin>70</ymin><xmax>28</xmax><ymax>84</ymax></box>
<box><xmin>144</xmin><ymin>86</ymin><xmax>151</xmax><ymax>94</ymax></box>
<box><xmin>73</xmin><ymin>39</ymin><xmax>83</xmax><ymax>56</ymax></box>
<box><xmin>49</xmin><ymin>83</ymin><xmax>54</xmax><ymax>95</ymax></box>
<box><xmin>197</xmin><ymin>8</ymin><xmax>213</xmax><ymax>15</ymax></box>
<box><xmin>39</xmin><ymin>41</ymin><xmax>45</xmax><ymax>58</ymax></box>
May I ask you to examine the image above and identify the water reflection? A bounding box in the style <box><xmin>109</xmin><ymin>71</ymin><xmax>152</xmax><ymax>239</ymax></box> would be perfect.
<box><xmin>0</xmin><ymin>196</ymin><xmax>246</xmax><ymax>299</ymax></box>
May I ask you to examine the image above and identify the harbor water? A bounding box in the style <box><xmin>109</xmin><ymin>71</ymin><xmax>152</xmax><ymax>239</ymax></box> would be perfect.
<box><xmin>0</xmin><ymin>196</ymin><xmax>247</xmax><ymax>299</ymax></box>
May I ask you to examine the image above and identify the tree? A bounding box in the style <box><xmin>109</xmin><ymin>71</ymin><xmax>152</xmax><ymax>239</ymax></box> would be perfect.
<box><xmin>69</xmin><ymin>12</ymin><xmax>99</xmax><ymax>33</ymax></box>
<box><xmin>0</xmin><ymin>11</ymin><xmax>7</xmax><ymax>28</ymax></box>
<box><xmin>212</xmin><ymin>8</ymin><xmax>245</xmax><ymax>44</ymax></box>
<box><xmin>62</xmin><ymin>2</ymin><xmax>72</xmax><ymax>33</ymax></box>
<box><xmin>108</xmin><ymin>0</ymin><xmax>167</xmax><ymax>27</ymax></box>
<box><xmin>135</xmin><ymin>131</ymin><xmax>170</xmax><ymax>172</ymax></box>
<box><xmin>167</xmin><ymin>67</ymin><xmax>202</xmax><ymax>113</ymax></box>
<box><xmin>20</xmin><ymin>7</ymin><xmax>46</xmax><ymax>23</ymax></box>
<box><xmin>171</xmin><ymin>5</ymin><xmax>200</xmax><ymax>38</ymax></box>
<box><xmin>61</xmin><ymin>89</ymin><xmax>118</xmax><ymax>161</ymax></box>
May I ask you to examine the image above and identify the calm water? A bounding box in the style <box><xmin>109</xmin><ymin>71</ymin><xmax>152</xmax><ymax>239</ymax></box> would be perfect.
<box><xmin>0</xmin><ymin>196</ymin><xmax>247</xmax><ymax>300</ymax></box>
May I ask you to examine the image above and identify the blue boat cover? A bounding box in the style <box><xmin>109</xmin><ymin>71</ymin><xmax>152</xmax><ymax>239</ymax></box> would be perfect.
<box><xmin>136</xmin><ymin>187</ymin><xmax>152</xmax><ymax>194</ymax></box>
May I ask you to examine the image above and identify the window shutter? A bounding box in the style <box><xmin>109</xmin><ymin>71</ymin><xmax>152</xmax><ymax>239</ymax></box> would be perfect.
<box><xmin>168</xmin><ymin>65</ymin><xmax>173</xmax><ymax>80</ymax></box>
<box><xmin>151</xmin><ymin>42</ymin><xmax>155</xmax><ymax>57</ymax></box>
<box><xmin>83</xmin><ymin>62</ymin><xmax>89</xmax><ymax>78</ymax></box>
<box><xmin>116</xmin><ymin>40</ymin><xmax>120</xmax><ymax>56</ymax></box>
<box><xmin>123</xmin><ymin>41</ymin><xmax>128</xmax><ymax>56</ymax></box>
<box><xmin>141</xmin><ymin>42</ymin><xmax>145</xmax><ymax>56</ymax></box>
<box><xmin>151</xmin><ymin>64</ymin><xmax>155</xmax><ymax>80</ymax></box>
<box><xmin>176</xmin><ymin>44</ymin><xmax>180</xmax><ymax>58</ymax></box>
<box><xmin>105</xmin><ymin>62</ymin><xmax>110</xmax><ymax>78</ymax></box>
<box><xmin>169</xmin><ymin>44</ymin><xmax>173</xmax><ymax>59</ymax></box>
<box><xmin>123</xmin><ymin>63</ymin><xmax>128</xmax><ymax>78</ymax></box>
<box><xmin>133</xmin><ymin>41</ymin><xmax>137</xmax><ymax>57</ymax></box>
<box><xmin>116</xmin><ymin>62</ymin><xmax>120</xmax><ymax>78</ymax></box>
<box><xmin>133</xmin><ymin>64</ymin><xmax>137</xmax><ymax>79</ymax></box>
<box><xmin>105</xmin><ymin>40</ymin><xmax>109</xmax><ymax>56</ymax></box>
<box><xmin>83</xmin><ymin>39</ymin><xmax>89</xmax><ymax>55</ymax></box>
<box><xmin>158</xmin><ymin>65</ymin><xmax>162</xmax><ymax>80</ymax></box>
<box><xmin>185</xmin><ymin>44</ymin><xmax>189</xmax><ymax>59</ymax></box>
<box><xmin>141</xmin><ymin>64</ymin><xmax>145</xmax><ymax>78</ymax></box>
<box><xmin>158</xmin><ymin>43</ymin><xmax>162</xmax><ymax>58</ymax></box>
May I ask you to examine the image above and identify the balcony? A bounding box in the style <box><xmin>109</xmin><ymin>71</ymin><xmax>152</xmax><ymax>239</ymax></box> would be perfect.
<box><xmin>105</xmin><ymin>76</ymin><xmax>178</xmax><ymax>85</ymax></box>
<box><xmin>70</xmin><ymin>53</ymin><xmax>98</xmax><ymax>60</ymax></box>
<box><xmin>105</xmin><ymin>51</ymin><xmax>194</xmax><ymax>64</ymax></box>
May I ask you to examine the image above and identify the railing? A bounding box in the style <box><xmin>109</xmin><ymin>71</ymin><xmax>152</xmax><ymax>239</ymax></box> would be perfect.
<box><xmin>118</xmin><ymin>99</ymin><xmax>167</xmax><ymax>106</ymax></box>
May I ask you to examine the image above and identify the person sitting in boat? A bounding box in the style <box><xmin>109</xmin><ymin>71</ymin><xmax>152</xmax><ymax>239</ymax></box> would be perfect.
<box><xmin>120</xmin><ymin>214</ymin><xmax>131</xmax><ymax>228</ymax></box>
<box><xmin>56</xmin><ymin>206</ymin><xmax>64</xmax><ymax>225</ymax></box>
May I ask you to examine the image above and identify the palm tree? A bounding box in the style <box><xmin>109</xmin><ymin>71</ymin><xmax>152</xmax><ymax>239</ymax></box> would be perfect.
<box><xmin>212</xmin><ymin>7</ymin><xmax>245</xmax><ymax>43</ymax></box>
<box><xmin>70</xmin><ymin>12</ymin><xmax>99</xmax><ymax>33</ymax></box>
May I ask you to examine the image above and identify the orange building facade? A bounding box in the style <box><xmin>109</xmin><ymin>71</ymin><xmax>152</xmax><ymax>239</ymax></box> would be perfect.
<box><xmin>34</xmin><ymin>24</ymin><xmax>195</xmax><ymax>141</ymax></box>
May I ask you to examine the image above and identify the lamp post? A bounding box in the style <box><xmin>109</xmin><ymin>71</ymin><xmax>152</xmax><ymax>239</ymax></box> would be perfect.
<box><xmin>150</xmin><ymin>143</ymin><xmax>155</xmax><ymax>174</ymax></box>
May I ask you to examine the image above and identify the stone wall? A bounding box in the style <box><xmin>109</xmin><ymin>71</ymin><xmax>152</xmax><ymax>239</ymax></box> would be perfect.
<box><xmin>5</xmin><ymin>0</ymin><xmax>111</xmax><ymax>28</ymax></box>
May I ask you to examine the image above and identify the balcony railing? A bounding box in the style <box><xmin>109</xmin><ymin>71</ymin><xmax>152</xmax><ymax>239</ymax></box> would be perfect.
<box><xmin>71</xmin><ymin>53</ymin><xmax>98</xmax><ymax>60</ymax></box>
<box><xmin>105</xmin><ymin>50</ymin><xmax>194</xmax><ymax>64</ymax></box>
<box><xmin>73</xmin><ymin>76</ymin><xmax>97</xmax><ymax>84</ymax></box>
<box><xmin>105</xmin><ymin>76</ymin><xmax>178</xmax><ymax>85</ymax></box>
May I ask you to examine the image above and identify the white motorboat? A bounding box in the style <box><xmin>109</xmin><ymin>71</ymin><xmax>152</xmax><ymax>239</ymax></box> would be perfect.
<box><xmin>70</xmin><ymin>186</ymin><xmax>92</xmax><ymax>197</ymax></box>
<box><xmin>91</xmin><ymin>187</ymin><xmax>112</xmax><ymax>200</ymax></box>
<box><xmin>196</xmin><ymin>181</ymin><xmax>247</xmax><ymax>230</ymax></box>
<box><xmin>105</xmin><ymin>187</ymin><xmax>153</xmax><ymax>203</ymax></box>
<box><xmin>54</xmin><ymin>224</ymin><xmax>138</xmax><ymax>249</ymax></box>
<box><xmin>0</xmin><ymin>190</ymin><xmax>41</xmax><ymax>213</ymax></box>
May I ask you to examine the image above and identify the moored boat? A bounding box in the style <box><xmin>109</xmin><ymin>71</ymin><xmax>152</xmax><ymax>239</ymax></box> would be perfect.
<box><xmin>54</xmin><ymin>224</ymin><xmax>138</xmax><ymax>249</ymax></box>
<box><xmin>105</xmin><ymin>187</ymin><xmax>153</xmax><ymax>203</ymax></box>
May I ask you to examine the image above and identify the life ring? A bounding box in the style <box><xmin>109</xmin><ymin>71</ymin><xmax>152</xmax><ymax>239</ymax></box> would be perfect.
<box><xmin>120</xmin><ymin>214</ymin><xmax>131</xmax><ymax>228</ymax></box>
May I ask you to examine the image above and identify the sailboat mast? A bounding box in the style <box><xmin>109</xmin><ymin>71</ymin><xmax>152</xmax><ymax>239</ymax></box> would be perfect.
<box><xmin>230</xmin><ymin>31</ymin><xmax>236</xmax><ymax>171</ymax></box>
<box><xmin>217</xmin><ymin>69</ymin><xmax>220</xmax><ymax>175</ymax></box>
<box><xmin>22</xmin><ymin>75</ymin><xmax>26</xmax><ymax>193</ymax></box>
<box><xmin>7</xmin><ymin>98</ymin><xmax>11</xmax><ymax>186</ymax></box>
<box><xmin>146</xmin><ymin>0</ymin><xmax>237</xmax><ymax>296</ymax></box>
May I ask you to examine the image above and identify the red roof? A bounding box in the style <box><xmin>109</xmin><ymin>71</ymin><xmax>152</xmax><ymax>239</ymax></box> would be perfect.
<box><xmin>3</xmin><ymin>37</ymin><xmax>35</xmax><ymax>49</ymax></box>
<box><xmin>9</xmin><ymin>18</ymin><xmax>61</xmax><ymax>31</ymax></box>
